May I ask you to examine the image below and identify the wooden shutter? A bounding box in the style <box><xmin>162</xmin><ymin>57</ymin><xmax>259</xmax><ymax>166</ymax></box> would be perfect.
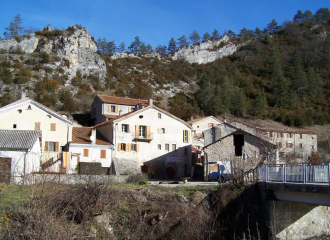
<box><xmin>55</xmin><ymin>142</ymin><xmax>59</xmax><ymax>152</ymax></box>
<box><xmin>147</xmin><ymin>126</ymin><xmax>150</xmax><ymax>138</ymax></box>
<box><xmin>100</xmin><ymin>150</ymin><xmax>106</xmax><ymax>158</ymax></box>
<box><xmin>44</xmin><ymin>141</ymin><xmax>49</xmax><ymax>151</ymax></box>
<box><xmin>35</xmin><ymin>122</ymin><xmax>40</xmax><ymax>130</ymax></box>
<box><xmin>83</xmin><ymin>149</ymin><xmax>89</xmax><ymax>157</ymax></box>
<box><xmin>115</xmin><ymin>106</ymin><xmax>118</xmax><ymax>113</ymax></box>
<box><xmin>188</xmin><ymin>131</ymin><xmax>191</xmax><ymax>143</ymax></box>
<box><xmin>108</xmin><ymin>105</ymin><xmax>111</xmax><ymax>112</ymax></box>
<box><xmin>135</xmin><ymin>125</ymin><xmax>139</xmax><ymax>138</ymax></box>
<box><xmin>128</xmin><ymin>107</ymin><xmax>131</xmax><ymax>112</ymax></box>
<box><xmin>117</xmin><ymin>143</ymin><xmax>121</xmax><ymax>151</ymax></box>
<box><xmin>183</xmin><ymin>130</ymin><xmax>185</xmax><ymax>142</ymax></box>
<box><xmin>136</xmin><ymin>144</ymin><xmax>140</xmax><ymax>152</ymax></box>
<box><xmin>50</xmin><ymin>123</ymin><xmax>56</xmax><ymax>131</ymax></box>
<box><xmin>126</xmin><ymin>144</ymin><xmax>131</xmax><ymax>152</ymax></box>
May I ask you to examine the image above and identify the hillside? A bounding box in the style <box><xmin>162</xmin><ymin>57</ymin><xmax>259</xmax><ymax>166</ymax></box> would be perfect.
<box><xmin>0</xmin><ymin>8</ymin><xmax>329</xmax><ymax>129</ymax></box>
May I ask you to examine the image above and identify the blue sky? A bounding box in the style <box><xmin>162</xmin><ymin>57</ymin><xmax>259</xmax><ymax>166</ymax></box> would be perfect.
<box><xmin>1</xmin><ymin>0</ymin><xmax>330</xmax><ymax>48</ymax></box>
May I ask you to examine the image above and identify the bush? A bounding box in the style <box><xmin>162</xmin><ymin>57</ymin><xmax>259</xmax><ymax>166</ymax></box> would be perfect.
<box><xmin>126</xmin><ymin>173</ymin><xmax>148</xmax><ymax>184</ymax></box>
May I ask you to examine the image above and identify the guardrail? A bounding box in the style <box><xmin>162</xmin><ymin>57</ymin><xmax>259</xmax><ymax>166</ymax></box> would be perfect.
<box><xmin>258</xmin><ymin>163</ymin><xmax>330</xmax><ymax>185</ymax></box>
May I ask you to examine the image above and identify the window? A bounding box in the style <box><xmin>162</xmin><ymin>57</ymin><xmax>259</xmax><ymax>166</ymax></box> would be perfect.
<box><xmin>100</xmin><ymin>150</ymin><xmax>106</xmax><ymax>158</ymax></box>
<box><xmin>300</xmin><ymin>134</ymin><xmax>303</xmax><ymax>139</ymax></box>
<box><xmin>312</xmin><ymin>145</ymin><xmax>315</xmax><ymax>150</ymax></box>
<box><xmin>139</xmin><ymin>126</ymin><xmax>146</xmax><ymax>138</ymax></box>
<box><xmin>49</xmin><ymin>142</ymin><xmax>56</xmax><ymax>151</ymax></box>
<box><xmin>280</xmin><ymin>133</ymin><xmax>284</xmax><ymax>138</ymax></box>
<box><xmin>131</xmin><ymin>144</ymin><xmax>139</xmax><ymax>151</ymax></box>
<box><xmin>158</xmin><ymin>144</ymin><xmax>161</xmax><ymax>150</ymax></box>
<box><xmin>83</xmin><ymin>149</ymin><xmax>89</xmax><ymax>157</ymax></box>
<box><xmin>172</xmin><ymin>144</ymin><xmax>176</xmax><ymax>151</ymax></box>
<box><xmin>111</xmin><ymin>105</ymin><xmax>116</xmax><ymax>112</ymax></box>
<box><xmin>183</xmin><ymin>130</ymin><xmax>190</xmax><ymax>143</ymax></box>
<box><xmin>233</xmin><ymin>134</ymin><xmax>244</xmax><ymax>156</ymax></box>
<box><xmin>50</xmin><ymin>123</ymin><xmax>56</xmax><ymax>131</ymax></box>
<box><xmin>158</xmin><ymin>113</ymin><xmax>161</xmax><ymax>119</ymax></box>
<box><xmin>165</xmin><ymin>144</ymin><xmax>169</xmax><ymax>151</ymax></box>
<box><xmin>269</xmin><ymin>132</ymin><xmax>273</xmax><ymax>137</ymax></box>
<box><xmin>35</xmin><ymin>122</ymin><xmax>40</xmax><ymax>130</ymax></box>
<box><xmin>159</xmin><ymin>128</ymin><xmax>165</xmax><ymax>134</ymax></box>
<box><xmin>276</xmin><ymin>142</ymin><xmax>282</xmax><ymax>148</ymax></box>
<box><xmin>131</xmin><ymin>107</ymin><xmax>135</xmax><ymax>112</ymax></box>
<box><xmin>287</xmin><ymin>133</ymin><xmax>292</xmax><ymax>138</ymax></box>
<box><xmin>13</xmin><ymin>124</ymin><xmax>17</xmax><ymax>129</ymax></box>
<box><xmin>299</xmin><ymin>143</ymin><xmax>303</xmax><ymax>149</ymax></box>
<box><xmin>122</xmin><ymin>124</ymin><xmax>128</xmax><ymax>132</ymax></box>
<box><xmin>286</xmin><ymin>143</ymin><xmax>293</xmax><ymax>148</ymax></box>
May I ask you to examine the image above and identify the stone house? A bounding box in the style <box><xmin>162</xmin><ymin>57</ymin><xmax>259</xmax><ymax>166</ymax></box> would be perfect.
<box><xmin>187</xmin><ymin>116</ymin><xmax>222</xmax><ymax>151</ymax></box>
<box><xmin>94</xmin><ymin>104</ymin><xmax>192</xmax><ymax>179</ymax></box>
<box><xmin>203</xmin><ymin>129</ymin><xmax>277</xmax><ymax>180</ymax></box>
<box><xmin>0</xmin><ymin>130</ymin><xmax>41</xmax><ymax>184</ymax></box>
<box><xmin>90</xmin><ymin>95</ymin><xmax>150</xmax><ymax>125</ymax></box>
<box><xmin>0</xmin><ymin>94</ymin><xmax>73</xmax><ymax>163</ymax></box>
<box><xmin>66</xmin><ymin>127</ymin><xmax>113</xmax><ymax>174</ymax></box>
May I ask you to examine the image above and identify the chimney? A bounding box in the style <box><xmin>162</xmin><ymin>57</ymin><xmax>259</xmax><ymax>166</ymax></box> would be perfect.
<box><xmin>149</xmin><ymin>99</ymin><xmax>153</xmax><ymax>106</ymax></box>
<box><xmin>90</xmin><ymin>129</ymin><xmax>97</xmax><ymax>145</ymax></box>
<box><xmin>21</xmin><ymin>91</ymin><xmax>28</xmax><ymax>100</ymax></box>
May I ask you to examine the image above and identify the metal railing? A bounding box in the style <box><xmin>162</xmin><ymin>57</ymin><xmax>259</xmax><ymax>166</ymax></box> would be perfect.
<box><xmin>258</xmin><ymin>163</ymin><xmax>330</xmax><ymax>185</ymax></box>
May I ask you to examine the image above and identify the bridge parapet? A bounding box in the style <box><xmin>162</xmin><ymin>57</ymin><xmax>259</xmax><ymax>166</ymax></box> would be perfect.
<box><xmin>258</xmin><ymin>163</ymin><xmax>330</xmax><ymax>185</ymax></box>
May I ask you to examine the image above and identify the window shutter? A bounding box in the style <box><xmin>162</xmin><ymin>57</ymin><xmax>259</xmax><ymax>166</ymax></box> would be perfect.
<box><xmin>136</xmin><ymin>144</ymin><xmax>140</xmax><ymax>152</ymax></box>
<box><xmin>128</xmin><ymin>107</ymin><xmax>131</xmax><ymax>112</ymax></box>
<box><xmin>83</xmin><ymin>149</ymin><xmax>89</xmax><ymax>157</ymax></box>
<box><xmin>55</xmin><ymin>142</ymin><xmax>59</xmax><ymax>152</ymax></box>
<box><xmin>117</xmin><ymin>143</ymin><xmax>121</xmax><ymax>151</ymax></box>
<box><xmin>183</xmin><ymin>130</ymin><xmax>185</xmax><ymax>142</ymax></box>
<box><xmin>129</xmin><ymin>125</ymin><xmax>133</xmax><ymax>133</ymax></box>
<box><xmin>35</xmin><ymin>122</ymin><xmax>40</xmax><ymax>130</ymax></box>
<box><xmin>147</xmin><ymin>126</ymin><xmax>150</xmax><ymax>138</ymax></box>
<box><xmin>50</xmin><ymin>123</ymin><xmax>56</xmax><ymax>131</ymax></box>
<box><xmin>158</xmin><ymin>128</ymin><xmax>161</xmax><ymax>134</ymax></box>
<box><xmin>188</xmin><ymin>131</ymin><xmax>191</xmax><ymax>143</ymax></box>
<box><xmin>135</xmin><ymin>125</ymin><xmax>139</xmax><ymax>138</ymax></box>
<box><xmin>101</xmin><ymin>150</ymin><xmax>106</xmax><ymax>158</ymax></box>
<box><xmin>108</xmin><ymin>105</ymin><xmax>111</xmax><ymax>113</ymax></box>
<box><xmin>44</xmin><ymin>141</ymin><xmax>49</xmax><ymax>151</ymax></box>
<box><xmin>115</xmin><ymin>106</ymin><xmax>118</xmax><ymax>113</ymax></box>
<box><xmin>126</xmin><ymin>144</ymin><xmax>131</xmax><ymax>152</ymax></box>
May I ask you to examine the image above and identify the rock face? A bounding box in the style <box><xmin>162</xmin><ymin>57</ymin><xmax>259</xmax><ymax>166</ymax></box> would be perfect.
<box><xmin>172</xmin><ymin>35</ymin><xmax>238</xmax><ymax>64</ymax></box>
<box><xmin>0</xmin><ymin>26</ymin><xmax>106</xmax><ymax>85</ymax></box>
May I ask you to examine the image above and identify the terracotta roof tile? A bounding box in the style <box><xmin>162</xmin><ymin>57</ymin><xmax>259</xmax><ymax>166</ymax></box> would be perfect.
<box><xmin>71</xmin><ymin>127</ymin><xmax>111</xmax><ymax>145</ymax></box>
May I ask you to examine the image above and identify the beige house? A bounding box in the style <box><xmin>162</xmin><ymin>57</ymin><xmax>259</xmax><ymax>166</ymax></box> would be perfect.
<box><xmin>91</xmin><ymin>95</ymin><xmax>150</xmax><ymax>125</ymax></box>
<box><xmin>66</xmin><ymin>127</ymin><xmax>113</xmax><ymax>174</ymax></box>
<box><xmin>0</xmin><ymin>94</ymin><xmax>73</xmax><ymax>163</ymax></box>
<box><xmin>187</xmin><ymin>116</ymin><xmax>222</xmax><ymax>150</ymax></box>
<box><xmin>94</xmin><ymin>104</ymin><xmax>192</xmax><ymax>179</ymax></box>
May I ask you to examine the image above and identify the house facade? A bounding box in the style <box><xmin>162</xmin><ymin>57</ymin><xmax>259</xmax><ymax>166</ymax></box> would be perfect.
<box><xmin>66</xmin><ymin>127</ymin><xmax>113</xmax><ymax>174</ymax></box>
<box><xmin>187</xmin><ymin>116</ymin><xmax>222</xmax><ymax>151</ymax></box>
<box><xmin>0</xmin><ymin>95</ymin><xmax>73</xmax><ymax>163</ymax></box>
<box><xmin>203</xmin><ymin>129</ymin><xmax>277</xmax><ymax>180</ymax></box>
<box><xmin>90</xmin><ymin>95</ymin><xmax>150</xmax><ymax>125</ymax></box>
<box><xmin>0</xmin><ymin>130</ymin><xmax>41</xmax><ymax>184</ymax></box>
<box><xmin>95</xmin><ymin>105</ymin><xmax>192</xmax><ymax>179</ymax></box>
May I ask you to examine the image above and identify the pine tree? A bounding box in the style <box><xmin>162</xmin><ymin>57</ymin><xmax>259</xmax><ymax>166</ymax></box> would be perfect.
<box><xmin>211</xmin><ymin>29</ymin><xmax>220</xmax><ymax>40</ymax></box>
<box><xmin>290</xmin><ymin>51</ymin><xmax>308</xmax><ymax>99</ymax></box>
<box><xmin>202</xmin><ymin>32</ymin><xmax>211</xmax><ymax>42</ymax></box>
<box><xmin>168</xmin><ymin>38</ymin><xmax>177</xmax><ymax>53</ymax></box>
<box><xmin>4</xmin><ymin>14</ymin><xmax>25</xmax><ymax>38</ymax></box>
<box><xmin>253</xmin><ymin>92</ymin><xmax>267</xmax><ymax>117</ymax></box>
<box><xmin>177</xmin><ymin>35</ymin><xmax>189</xmax><ymax>48</ymax></box>
<box><xmin>189</xmin><ymin>30</ymin><xmax>201</xmax><ymax>45</ymax></box>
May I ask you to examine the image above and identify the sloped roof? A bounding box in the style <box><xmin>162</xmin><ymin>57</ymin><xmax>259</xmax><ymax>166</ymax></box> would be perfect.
<box><xmin>71</xmin><ymin>127</ymin><xmax>111</xmax><ymax>145</ymax></box>
<box><xmin>94</xmin><ymin>105</ymin><xmax>192</xmax><ymax>129</ymax></box>
<box><xmin>187</xmin><ymin>116</ymin><xmax>222</xmax><ymax>125</ymax></box>
<box><xmin>0</xmin><ymin>98</ymin><xmax>73</xmax><ymax>125</ymax></box>
<box><xmin>96</xmin><ymin>95</ymin><xmax>149</xmax><ymax>106</ymax></box>
<box><xmin>0</xmin><ymin>130</ymin><xmax>40</xmax><ymax>150</ymax></box>
<box><xmin>203</xmin><ymin>129</ymin><xmax>275</xmax><ymax>149</ymax></box>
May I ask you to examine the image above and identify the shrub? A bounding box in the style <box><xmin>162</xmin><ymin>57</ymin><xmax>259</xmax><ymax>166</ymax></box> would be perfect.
<box><xmin>126</xmin><ymin>173</ymin><xmax>148</xmax><ymax>184</ymax></box>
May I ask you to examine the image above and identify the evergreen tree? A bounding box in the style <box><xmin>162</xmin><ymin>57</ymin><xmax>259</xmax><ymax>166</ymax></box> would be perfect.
<box><xmin>129</xmin><ymin>36</ymin><xmax>142</xmax><ymax>54</ymax></box>
<box><xmin>195</xmin><ymin>74</ymin><xmax>213</xmax><ymax>110</ymax></box>
<box><xmin>264</xmin><ymin>19</ymin><xmax>279</xmax><ymax>34</ymax></box>
<box><xmin>306</xmin><ymin>67</ymin><xmax>320</xmax><ymax>99</ymax></box>
<box><xmin>168</xmin><ymin>37</ymin><xmax>177</xmax><ymax>53</ymax></box>
<box><xmin>177</xmin><ymin>35</ymin><xmax>189</xmax><ymax>48</ymax></box>
<box><xmin>189</xmin><ymin>30</ymin><xmax>201</xmax><ymax>45</ymax></box>
<box><xmin>314</xmin><ymin>8</ymin><xmax>330</xmax><ymax>23</ymax></box>
<box><xmin>220</xmin><ymin>75</ymin><xmax>234</xmax><ymax>112</ymax></box>
<box><xmin>293</xmin><ymin>10</ymin><xmax>304</xmax><ymax>23</ymax></box>
<box><xmin>155</xmin><ymin>45</ymin><xmax>167</xmax><ymax>56</ymax></box>
<box><xmin>117</xmin><ymin>42</ymin><xmax>126</xmax><ymax>52</ymax></box>
<box><xmin>227</xmin><ymin>30</ymin><xmax>236</xmax><ymax>39</ymax></box>
<box><xmin>202</xmin><ymin>32</ymin><xmax>211</xmax><ymax>42</ymax></box>
<box><xmin>211</xmin><ymin>29</ymin><xmax>220</xmax><ymax>40</ymax></box>
<box><xmin>253</xmin><ymin>92</ymin><xmax>267</xmax><ymax>117</ymax></box>
<box><xmin>254</xmin><ymin>27</ymin><xmax>264</xmax><ymax>38</ymax></box>
<box><xmin>208</xmin><ymin>85</ymin><xmax>223</xmax><ymax>116</ymax></box>
<box><xmin>106</xmin><ymin>40</ymin><xmax>116</xmax><ymax>55</ymax></box>
<box><xmin>4</xmin><ymin>14</ymin><xmax>25</xmax><ymax>38</ymax></box>
<box><xmin>289</xmin><ymin>51</ymin><xmax>308</xmax><ymax>98</ymax></box>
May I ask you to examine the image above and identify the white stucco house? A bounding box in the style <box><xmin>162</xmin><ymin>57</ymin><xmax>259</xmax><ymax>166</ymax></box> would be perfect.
<box><xmin>66</xmin><ymin>127</ymin><xmax>113</xmax><ymax>174</ymax></box>
<box><xmin>0</xmin><ymin>94</ymin><xmax>73</xmax><ymax>163</ymax></box>
<box><xmin>94</xmin><ymin>103</ymin><xmax>192</xmax><ymax>179</ymax></box>
<box><xmin>91</xmin><ymin>95</ymin><xmax>150</xmax><ymax>125</ymax></box>
<box><xmin>187</xmin><ymin>116</ymin><xmax>222</xmax><ymax>151</ymax></box>
<box><xmin>0</xmin><ymin>130</ymin><xmax>41</xmax><ymax>184</ymax></box>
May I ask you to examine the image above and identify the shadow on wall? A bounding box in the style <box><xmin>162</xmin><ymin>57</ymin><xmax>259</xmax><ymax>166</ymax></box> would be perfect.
<box><xmin>113</xmin><ymin>146</ymin><xmax>192</xmax><ymax>179</ymax></box>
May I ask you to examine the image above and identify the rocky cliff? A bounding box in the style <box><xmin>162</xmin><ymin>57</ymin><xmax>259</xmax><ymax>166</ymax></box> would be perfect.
<box><xmin>172</xmin><ymin>35</ymin><xmax>238</xmax><ymax>64</ymax></box>
<box><xmin>0</xmin><ymin>26</ymin><xmax>106</xmax><ymax>85</ymax></box>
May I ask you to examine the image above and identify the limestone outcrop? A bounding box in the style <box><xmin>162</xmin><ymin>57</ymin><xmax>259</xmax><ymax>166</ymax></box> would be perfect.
<box><xmin>0</xmin><ymin>26</ymin><xmax>106</xmax><ymax>85</ymax></box>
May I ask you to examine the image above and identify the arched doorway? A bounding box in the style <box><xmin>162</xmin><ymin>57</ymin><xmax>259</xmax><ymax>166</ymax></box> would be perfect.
<box><xmin>166</xmin><ymin>167</ymin><xmax>174</xmax><ymax>179</ymax></box>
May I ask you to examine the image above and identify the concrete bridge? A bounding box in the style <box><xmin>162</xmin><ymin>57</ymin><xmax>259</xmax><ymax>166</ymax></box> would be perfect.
<box><xmin>256</xmin><ymin>163</ymin><xmax>330</xmax><ymax>239</ymax></box>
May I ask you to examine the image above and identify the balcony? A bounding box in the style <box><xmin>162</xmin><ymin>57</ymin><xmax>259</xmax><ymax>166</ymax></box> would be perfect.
<box><xmin>132</xmin><ymin>132</ymin><xmax>153</xmax><ymax>142</ymax></box>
